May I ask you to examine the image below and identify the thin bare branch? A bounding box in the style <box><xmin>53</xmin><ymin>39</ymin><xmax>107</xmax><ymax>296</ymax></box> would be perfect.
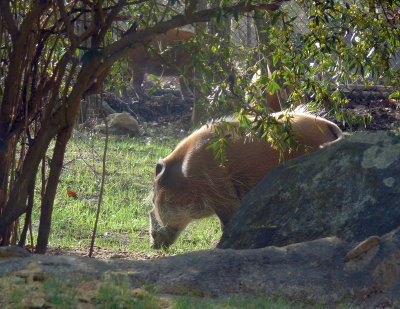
<box><xmin>89</xmin><ymin>93</ymin><xmax>109</xmax><ymax>258</ymax></box>
<box><xmin>96</xmin><ymin>0</ymin><xmax>128</xmax><ymax>46</ymax></box>
<box><xmin>56</xmin><ymin>0</ymin><xmax>79</xmax><ymax>47</ymax></box>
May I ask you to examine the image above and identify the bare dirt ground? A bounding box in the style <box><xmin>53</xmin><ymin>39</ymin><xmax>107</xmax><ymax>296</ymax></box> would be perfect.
<box><xmin>48</xmin><ymin>81</ymin><xmax>400</xmax><ymax>261</ymax></box>
<box><xmin>101</xmin><ymin>81</ymin><xmax>400</xmax><ymax>132</ymax></box>
<box><xmin>334</xmin><ymin>90</ymin><xmax>400</xmax><ymax>131</ymax></box>
<box><xmin>45</xmin><ymin>246</ymin><xmax>166</xmax><ymax>260</ymax></box>
<box><xmin>101</xmin><ymin>79</ymin><xmax>193</xmax><ymax>130</ymax></box>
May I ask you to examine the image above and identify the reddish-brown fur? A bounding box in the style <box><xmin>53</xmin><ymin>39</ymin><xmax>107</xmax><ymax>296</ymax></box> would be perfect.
<box><xmin>265</xmin><ymin>91</ymin><xmax>282</xmax><ymax>112</ymax></box>
<box><xmin>128</xmin><ymin>29</ymin><xmax>194</xmax><ymax>100</ymax></box>
<box><xmin>250</xmin><ymin>66</ymin><xmax>300</xmax><ymax>112</ymax></box>
<box><xmin>150</xmin><ymin>112</ymin><xmax>343</xmax><ymax>249</ymax></box>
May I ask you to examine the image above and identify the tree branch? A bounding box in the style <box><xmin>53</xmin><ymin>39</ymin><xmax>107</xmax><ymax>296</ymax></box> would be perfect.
<box><xmin>0</xmin><ymin>0</ymin><xmax>52</xmax><ymax>139</ymax></box>
<box><xmin>103</xmin><ymin>1</ymin><xmax>286</xmax><ymax>66</ymax></box>
<box><xmin>36</xmin><ymin>128</ymin><xmax>72</xmax><ymax>253</ymax></box>
<box><xmin>80</xmin><ymin>1</ymin><xmax>286</xmax><ymax>100</ymax></box>
<box><xmin>56</xmin><ymin>0</ymin><xmax>79</xmax><ymax>47</ymax></box>
<box><xmin>0</xmin><ymin>1</ymin><xmax>18</xmax><ymax>42</ymax></box>
<box><xmin>96</xmin><ymin>0</ymin><xmax>127</xmax><ymax>47</ymax></box>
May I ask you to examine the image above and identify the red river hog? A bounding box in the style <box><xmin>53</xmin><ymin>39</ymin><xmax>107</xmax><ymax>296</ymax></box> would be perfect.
<box><xmin>150</xmin><ymin>112</ymin><xmax>342</xmax><ymax>249</ymax></box>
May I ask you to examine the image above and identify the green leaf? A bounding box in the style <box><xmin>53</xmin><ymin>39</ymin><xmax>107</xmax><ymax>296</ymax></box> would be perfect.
<box><xmin>149</xmin><ymin>74</ymin><xmax>160</xmax><ymax>81</ymax></box>
<box><xmin>258</xmin><ymin>125</ymin><xmax>265</xmax><ymax>139</ymax></box>
<box><xmin>267</xmin><ymin>80</ymin><xmax>280</xmax><ymax>94</ymax></box>
<box><xmin>271</xmin><ymin>11</ymin><xmax>282</xmax><ymax>25</ymax></box>
<box><xmin>389</xmin><ymin>91</ymin><xmax>400</xmax><ymax>99</ymax></box>
<box><xmin>148</xmin><ymin>84</ymin><xmax>159</xmax><ymax>96</ymax></box>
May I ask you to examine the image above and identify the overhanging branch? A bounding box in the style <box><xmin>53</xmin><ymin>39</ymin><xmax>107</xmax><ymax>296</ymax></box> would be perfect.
<box><xmin>104</xmin><ymin>1</ymin><xmax>287</xmax><ymax>68</ymax></box>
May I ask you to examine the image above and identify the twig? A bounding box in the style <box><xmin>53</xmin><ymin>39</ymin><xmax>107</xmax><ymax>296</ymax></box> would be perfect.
<box><xmin>18</xmin><ymin>174</ymin><xmax>35</xmax><ymax>249</ymax></box>
<box><xmin>89</xmin><ymin>89</ymin><xmax>108</xmax><ymax>258</ymax></box>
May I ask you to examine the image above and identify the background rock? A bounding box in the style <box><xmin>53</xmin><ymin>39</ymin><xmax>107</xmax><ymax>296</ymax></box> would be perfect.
<box><xmin>95</xmin><ymin>112</ymin><xmax>140</xmax><ymax>136</ymax></box>
<box><xmin>218</xmin><ymin>130</ymin><xmax>400</xmax><ymax>250</ymax></box>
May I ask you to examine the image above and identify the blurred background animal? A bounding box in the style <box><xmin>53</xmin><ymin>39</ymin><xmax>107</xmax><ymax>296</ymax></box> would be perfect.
<box><xmin>128</xmin><ymin>29</ymin><xmax>194</xmax><ymax>100</ymax></box>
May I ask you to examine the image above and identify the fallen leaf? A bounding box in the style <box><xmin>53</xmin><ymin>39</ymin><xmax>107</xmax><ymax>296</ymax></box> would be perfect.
<box><xmin>67</xmin><ymin>190</ymin><xmax>78</xmax><ymax>198</ymax></box>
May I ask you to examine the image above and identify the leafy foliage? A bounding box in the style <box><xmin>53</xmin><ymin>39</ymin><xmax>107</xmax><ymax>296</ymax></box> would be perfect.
<box><xmin>266</xmin><ymin>1</ymin><xmax>400</xmax><ymax>117</ymax></box>
<box><xmin>207</xmin><ymin>1</ymin><xmax>400</xmax><ymax>162</ymax></box>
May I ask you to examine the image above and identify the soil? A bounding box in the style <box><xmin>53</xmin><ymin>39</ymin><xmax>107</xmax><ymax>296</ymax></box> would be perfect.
<box><xmin>101</xmin><ymin>78</ymin><xmax>193</xmax><ymax>130</ymax></box>
<box><xmin>51</xmin><ymin>79</ymin><xmax>400</xmax><ymax>261</ymax></box>
<box><xmin>333</xmin><ymin>90</ymin><xmax>400</xmax><ymax>131</ymax></box>
<box><xmin>45</xmin><ymin>246</ymin><xmax>166</xmax><ymax>261</ymax></box>
<box><xmin>99</xmin><ymin>79</ymin><xmax>400</xmax><ymax>132</ymax></box>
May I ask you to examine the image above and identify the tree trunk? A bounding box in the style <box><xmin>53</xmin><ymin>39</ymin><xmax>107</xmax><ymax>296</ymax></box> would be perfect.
<box><xmin>36</xmin><ymin>128</ymin><xmax>72</xmax><ymax>253</ymax></box>
<box><xmin>253</xmin><ymin>11</ymin><xmax>287</xmax><ymax>110</ymax></box>
<box><xmin>0</xmin><ymin>138</ymin><xmax>15</xmax><ymax>245</ymax></box>
<box><xmin>192</xmin><ymin>0</ymin><xmax>208</xmax><ymax>125</ymax></box>
<box><xmin>0</xmin><ymin>122</ymin><xmax>56</xmax><ymax>241</ymax></box>
<box><xmin>192</xmin><ymin>0</ymin><xmax>234</xmax><ymax>125</ymax></box>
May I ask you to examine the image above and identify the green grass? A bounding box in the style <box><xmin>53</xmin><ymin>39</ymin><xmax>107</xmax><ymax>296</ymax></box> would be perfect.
<box><xmin>28</xmin><ymin>126</ymin><xmax>222</xmax><ymax>254</ymax></box>
<box><xmin>0</xmin><ymin>276</ymin><xmax>355</xmax><ymax>309</ymax></box>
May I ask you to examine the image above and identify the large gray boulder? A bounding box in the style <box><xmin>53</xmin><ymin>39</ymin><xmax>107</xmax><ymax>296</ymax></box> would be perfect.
<box><xmin>218</xmin><ymin>130</ymin><xmax>400</xmax><ymax>250</ymax></box>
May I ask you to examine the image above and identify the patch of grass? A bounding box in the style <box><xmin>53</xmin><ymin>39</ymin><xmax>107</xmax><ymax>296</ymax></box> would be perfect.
<box><xmin>172</xmin><ymin>294</ymin><xmax>356</xmax><ymax>309</ymax></box>
<box><xmin>0</xmin><ymin>275</ymin><xmax>159</xmax><ymax>309</ymax></box>
<box><xmin>0</xmin><ymin>276</ymin><xmax>355</xmax><ymax>309</ymax></box>
<box><xmin>28</xmin><ymin>127</ymin><xmax>222</xmax><ymax>254</ymax></box>
<box><xmin>6</xmin><ymin>283</ymin><xmax>25</xmax><ymax>309</ymax></box>
<box><xmin>174</xmin><ymin>295</ymin><xmax>298</xmax><ymax>308</ymax></box>
<box><xmin>44</xmin><ymin>278</ymin><xmax>77</xmax><ymax>308</ymax></box>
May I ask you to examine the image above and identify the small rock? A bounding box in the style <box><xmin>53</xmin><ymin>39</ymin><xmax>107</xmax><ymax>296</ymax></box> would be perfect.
<box><xmin>95</xmin><ymin>112</ymin><xmax>140</xmax><ymax>136</ymax></box>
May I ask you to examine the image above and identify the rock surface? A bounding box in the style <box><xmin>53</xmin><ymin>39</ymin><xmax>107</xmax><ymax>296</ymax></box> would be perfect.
<box><xmin>1</xmin><ymin>228</ymin><xmax>400</xmax><ymax>308</ymax></box>
<box><xmin>218</xmin><ymin>130</ymin><xmax>400</xmax><ymax>250</ymax></box>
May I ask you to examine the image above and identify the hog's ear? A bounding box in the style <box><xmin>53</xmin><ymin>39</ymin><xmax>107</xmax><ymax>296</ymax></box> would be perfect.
<box><xmin>154</xmin><ymin>158</ymin><xmax>186</xmax><ymax>190</ymax></box>
<box><xmin>154</xmin><ymin>159</ymin><xmax>165</xmax><ymax>180</ymax></box>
